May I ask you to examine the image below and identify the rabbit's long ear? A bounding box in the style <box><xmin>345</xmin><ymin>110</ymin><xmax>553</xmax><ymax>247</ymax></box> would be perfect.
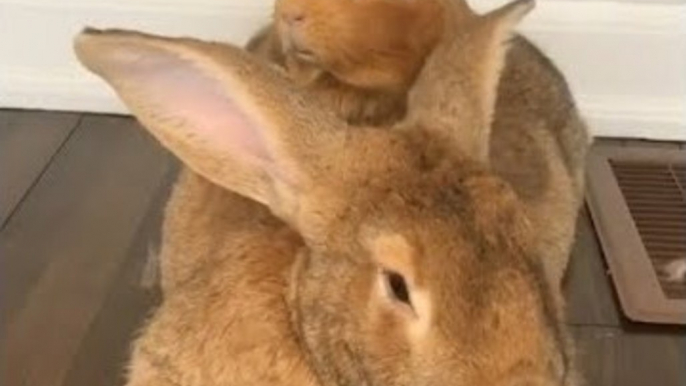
<box><xmin>75</xmin><ymin>28</ymin><xmax>345</xmax><ymax>221</ymax></box>
<box><xmin>404</xmin><ymin>0</ymin><xmax>534</xmax><ymax>163</ymax></box>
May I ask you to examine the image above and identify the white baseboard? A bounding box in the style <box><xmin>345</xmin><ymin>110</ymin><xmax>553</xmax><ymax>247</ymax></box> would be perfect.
<box><xmin>1</xmin><ymin>0</ymin><xmax>685</xmax><ymax>141</ymax></box>
<box><xmin>579</xmin><ymin>95</ymin><xmax>686</xmax><ymax>141</ymax></box>
<box><xmin>1</xmin><ymin>69</ymin><xmax>130</xmax><ymax>114</ymax></box>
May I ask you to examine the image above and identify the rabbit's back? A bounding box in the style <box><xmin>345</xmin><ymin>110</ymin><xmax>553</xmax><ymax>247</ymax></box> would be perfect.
<box><xmin>493</xmin><ymin>37</ymin><xmax>587</xmax><ymax>200</ymax></box>
<box><xmin>491</xmin><ymin>36</ymin><xmax>589</xmax><ymax>297</ymax></box>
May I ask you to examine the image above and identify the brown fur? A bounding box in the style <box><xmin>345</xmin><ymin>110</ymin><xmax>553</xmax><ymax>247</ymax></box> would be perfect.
<box><xmin>73</xmin><ymin>0</ymin><xmax>588</xmax><ymax>385</ymax></box>
<box><xmin>128</xmin><ymin>172</ymin><xmax>316</xmax><ymax>386</ymax></box>
<box><xmin>247</xmin><ymin>0</ymin><xmax>447</xmax><ymax>125</ymax></box>
<box><xmin>492</xmin><ymin>36</ymin><xmax>589</xmax><ymax>308</ymax></box>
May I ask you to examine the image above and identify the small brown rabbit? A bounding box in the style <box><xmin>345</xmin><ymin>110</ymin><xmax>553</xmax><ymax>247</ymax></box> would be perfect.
<box><xmin>74</xmin><ymin>0</ymin><xmax>587</xmax><ymax>385</ymax></box>
<box><xmin>247</xmin><ymin>0</ymin><xmax>448</xmax><ymax>125</ymax></box>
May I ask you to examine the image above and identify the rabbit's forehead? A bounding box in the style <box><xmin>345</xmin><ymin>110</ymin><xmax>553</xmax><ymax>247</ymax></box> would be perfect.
<box><xmin>356</xmin><ymin>196</ymin><xmax>536</xmax><ymax>293</ymax></box>
<box><xmin>360</xmin><ymin>217</ymin><xmax>489</xmax><ymax>273</ymax></box>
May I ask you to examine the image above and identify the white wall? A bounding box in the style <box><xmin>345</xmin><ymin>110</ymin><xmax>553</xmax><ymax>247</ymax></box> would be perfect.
<box><xmin>1</xmin><ymin>0</ymin><xmax>685</xmax><ymax>140</ymax></box>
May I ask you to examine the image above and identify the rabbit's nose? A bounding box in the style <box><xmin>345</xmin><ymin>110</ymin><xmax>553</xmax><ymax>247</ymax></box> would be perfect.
<box><xmin>282</xmin><ymin>10</ymin><xmax>306</xmax><ymax>25</ymax></box>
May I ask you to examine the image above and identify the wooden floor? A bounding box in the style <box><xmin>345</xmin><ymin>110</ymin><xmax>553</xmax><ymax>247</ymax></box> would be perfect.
<box><xmin>1</xmin><ymin>109</ymin><xmax>684</xmax><ymax>386</ymax></box>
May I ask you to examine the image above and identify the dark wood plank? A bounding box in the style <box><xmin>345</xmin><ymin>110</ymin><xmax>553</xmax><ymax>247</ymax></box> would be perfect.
<box><xmin>0</xmin><ymin>110</ymin><xmax>80</xmax><ymax>227</ymax></box>
<box><xmin>565</xmin><ymin>200</ymin><xmax>686</xmax><ymax>386</ymax></box>
<box><xmin>572</xmin><ymin>325</ymin><xmax>686</xmax><ymax>386</ymax></box>
<box><xmin>0</xmin><ymin>115</ymin><xmax>172</xmax><ymax>386</ymax></box>
<box><xmin>564</xmin><ymin>208</ymin><xmax>622</xmax><ymax>326</ymax></box>
<box><xmin>61</xmin><ymin>164</ymin><xmax>177</xmax><ymax>386</ymax></box>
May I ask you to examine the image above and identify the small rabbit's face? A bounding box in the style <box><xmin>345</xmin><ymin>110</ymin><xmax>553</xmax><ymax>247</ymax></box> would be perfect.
<box><xmin>274</xmin><ymin>0</ymin><xmax>443</xmax><ymax>91</ymax></box>
<box><xmin>290</xmin><ymin>135</ymin><xmax>569</xmax><ymax>386</ymax></box>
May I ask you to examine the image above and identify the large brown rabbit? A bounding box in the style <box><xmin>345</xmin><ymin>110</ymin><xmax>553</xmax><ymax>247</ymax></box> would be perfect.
<box><xmin>74</xmin><ymin>0</ymin><xmax>587</xmax><ymax>385</ymax></box>
<box><xmin>247</xmin><ymin>0</ymin><xmax>447</xmax><ymax>125</ymax></box>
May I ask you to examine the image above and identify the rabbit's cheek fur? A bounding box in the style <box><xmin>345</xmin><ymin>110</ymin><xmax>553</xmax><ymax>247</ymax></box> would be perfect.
<box><xmin>274</xmin><ymin>0</ymin><xmax>443</xmax><ymax>93</ymax></box>
<box><xmin>291</xmin><ymin>251</ymin><xmax>375</xmax><ymax>386</ymax></box>
<box><xmin>289</xmin><ymin>177</ymin><xmax>567</xmax><ymax>386</ymax></box>
<box><xmin>286</xmin><ymin>57</ymin><xmax>325</xmax><ymax>87</ymax></box>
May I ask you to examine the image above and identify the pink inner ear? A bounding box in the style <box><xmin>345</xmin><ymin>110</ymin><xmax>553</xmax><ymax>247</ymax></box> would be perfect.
<box><xmin>117</xmin><ymin>46</ymin><xmax>273</xmax><ymax>164</ymax></box>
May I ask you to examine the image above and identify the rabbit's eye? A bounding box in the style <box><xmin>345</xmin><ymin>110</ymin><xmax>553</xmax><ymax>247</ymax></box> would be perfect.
<box><xmin>383</xmin><ymin>270</ymin><xmax>411</xmax><ymax>306</ymax></box>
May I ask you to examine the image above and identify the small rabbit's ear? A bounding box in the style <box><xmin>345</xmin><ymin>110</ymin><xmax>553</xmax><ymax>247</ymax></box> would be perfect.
<box><xmin>74</xmin><ymin>28</ymin><xmax>345</xmax><ymax>222</ymax></box>
<box><xmin>405</xmin><ymin>0</ymin><xmax>534</xmax><ymax>163</ymax></box>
